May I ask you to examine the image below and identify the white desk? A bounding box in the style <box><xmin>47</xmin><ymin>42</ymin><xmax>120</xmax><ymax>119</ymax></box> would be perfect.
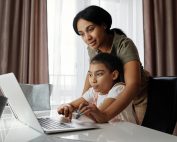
<box><xmin>1</xmin><ymin>107</ymin><xmax>177</xmax><ymax>142</ymax></box>
<box><xmin>52</xmin><ymin>121</ymin><xmax>177</xmax><ymax>142</ymax></box>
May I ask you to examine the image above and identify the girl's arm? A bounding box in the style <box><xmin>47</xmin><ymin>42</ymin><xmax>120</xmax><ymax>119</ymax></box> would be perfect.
<box><xmin>82</xmin><ymin>73</ymin><xmax>91</xmax><ymax>95</ymax></box>
<box><xmin>57</xmin><ymin>97</ymin><xmax>87</xmax><ymax>119</ymax></box>
<box><xmin>70</xmin><ymin>97</ymin><xmax>88</xmax><ymax>109</ymax></box>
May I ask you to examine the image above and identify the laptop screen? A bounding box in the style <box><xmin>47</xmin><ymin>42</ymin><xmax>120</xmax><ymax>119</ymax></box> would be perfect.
<box><xmin>0</xmin><ymin>73</ymin><xmax>43</xmax><ymax>132</ymax></box>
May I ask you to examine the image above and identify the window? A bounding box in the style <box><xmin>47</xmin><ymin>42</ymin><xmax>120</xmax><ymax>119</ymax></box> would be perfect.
<box><xmin>47</xmin><ymin>0</ymin><xmax>144</xmax><ymax>107</ymax></box>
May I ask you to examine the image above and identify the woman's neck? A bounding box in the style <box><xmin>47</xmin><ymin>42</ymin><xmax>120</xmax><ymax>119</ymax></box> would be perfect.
<box><xmin>98</xmin><ymin>33</ymin><xmax>114</xmax><ymax>53</ymax></box>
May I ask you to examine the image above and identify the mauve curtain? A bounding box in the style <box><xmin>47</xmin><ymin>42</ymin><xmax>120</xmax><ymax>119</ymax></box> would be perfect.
<box><xmin>143</xmin><ymin>0</ymin><xmax>177</xmax><ymax>76</ymax></box>
<box><xmin>0</xmin><ymin>0</ymin><xmax>49</xmax><ymax>83</ymax></box>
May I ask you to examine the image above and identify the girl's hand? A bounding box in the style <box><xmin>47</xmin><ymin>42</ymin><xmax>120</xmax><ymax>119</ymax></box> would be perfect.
<box><xmin>57</xmin><ymin>104</ymin><xmax>74</xmax><ymax>120</ymax></box>
<box><xmin>79</xmin><ymin>103</ymin><xmax>107</xmax><ymax>123</ymax></box>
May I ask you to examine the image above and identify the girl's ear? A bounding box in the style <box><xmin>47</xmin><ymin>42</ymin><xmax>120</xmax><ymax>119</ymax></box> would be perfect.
<box><xmin>112</xmin><ymin>70</ymin><xmax>119</xmax><ymax>81</ymax></box>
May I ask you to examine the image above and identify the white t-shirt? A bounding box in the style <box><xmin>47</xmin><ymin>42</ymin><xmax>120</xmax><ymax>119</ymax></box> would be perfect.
<box><xmin>82</xmin><ymin>83</ymin><xmax>136</xmax><ymax>123</ymax></box>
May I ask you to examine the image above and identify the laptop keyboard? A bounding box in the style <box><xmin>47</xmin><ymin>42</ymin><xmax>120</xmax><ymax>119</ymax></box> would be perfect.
<box><xmin>38</xmin><ymin>117</ymin><xmax>73</xmax><ymax>129</ymax></box>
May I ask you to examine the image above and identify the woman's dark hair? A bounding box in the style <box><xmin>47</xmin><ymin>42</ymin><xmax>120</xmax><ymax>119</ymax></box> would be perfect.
<box><xmin>90</xmin><ymin>53</ymin><xmax>124</xmax><ymax>82</ymax></box>
<box><xmin>73</xmin><ymin>5</ymin><xmax>126</xmax><ymax>36</ymax></box>
<box><xmin>111</xmin><ymin>28</ymin><xmax>126</xmax><ymax>36</ymax></box>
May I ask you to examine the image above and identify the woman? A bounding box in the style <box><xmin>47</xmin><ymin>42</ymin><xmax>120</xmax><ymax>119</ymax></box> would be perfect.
<box><xmin>72</xmin><ymin>5</ymin><xmax>149</xmax><ymax>124</ymax></box>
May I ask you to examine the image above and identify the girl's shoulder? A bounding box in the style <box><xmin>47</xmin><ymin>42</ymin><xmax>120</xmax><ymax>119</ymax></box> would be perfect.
<box><xmin>112</xmin><ymin>82</ymin><xmax>125</xmax><ymax>91</ymax></box>
<box><xmin>83</xmin><ymin>87</ymin><xmax>94</xmax><ymax>96</ymax></box>
<box><xmin>107</xmin><ymin>83</ymin><xmax>125</xmax><ymax>98</ymax></box>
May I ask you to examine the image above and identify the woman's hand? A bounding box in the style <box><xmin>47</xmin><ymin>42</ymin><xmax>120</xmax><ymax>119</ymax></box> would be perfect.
<box><xmin>57</xmin><ymin>104</ymin><xmax>74</xmax><ymax>120</ymax></box>
<box><xmin>79</xmin><ymin>103</ymin><xmax>108</xmax><ymax>123</ymax></box>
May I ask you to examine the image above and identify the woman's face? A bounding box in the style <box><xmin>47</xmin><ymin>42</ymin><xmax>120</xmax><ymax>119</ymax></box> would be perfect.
<box><xmin>77</xmin><ymin>19</ymin><xmax>106</xmax><ymax>50</ymax></box>
<box><xmin>88</xmin><ymin>63</ymin><xmax>118</xmax><ymax>94</ymax></box>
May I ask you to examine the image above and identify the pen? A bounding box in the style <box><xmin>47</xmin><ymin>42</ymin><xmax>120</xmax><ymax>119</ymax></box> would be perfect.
<box><xmin>75</xmin><ymin>110</ymin><xmax>84</xmax><ymax>119</ymax></box>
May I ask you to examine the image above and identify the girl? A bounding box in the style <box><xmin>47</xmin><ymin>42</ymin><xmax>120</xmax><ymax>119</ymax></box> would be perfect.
<box><xmin>58</xmin><ymin>53</ymin><xmax>136</xmax><ymax>123</ymax></box>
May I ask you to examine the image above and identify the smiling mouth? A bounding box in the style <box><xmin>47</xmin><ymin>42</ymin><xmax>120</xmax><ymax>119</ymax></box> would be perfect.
<box><xmin>89</xmin><ymin>41</ymin><xmax>96</xmax><ymax>46</ymax></box>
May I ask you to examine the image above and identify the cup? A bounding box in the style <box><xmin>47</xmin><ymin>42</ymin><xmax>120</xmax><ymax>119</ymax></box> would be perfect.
<box><xmin>0</xmin><ymin>96</ymin><xmax>8</xmax><ymax>117</ymax></box>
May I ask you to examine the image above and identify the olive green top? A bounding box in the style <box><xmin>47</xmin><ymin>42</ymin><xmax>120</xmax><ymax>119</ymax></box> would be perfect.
<box><xmin>87</xmin><ymin>31</ymin><xmax>149</xmax><ymax>99</ymax></box>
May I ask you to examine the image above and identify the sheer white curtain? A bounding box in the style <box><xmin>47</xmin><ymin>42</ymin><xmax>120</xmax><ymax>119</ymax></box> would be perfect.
<box><xmin>47</xmin><ymin>0</ymin><xmax>144</xmax><ymax>106</ymax></box>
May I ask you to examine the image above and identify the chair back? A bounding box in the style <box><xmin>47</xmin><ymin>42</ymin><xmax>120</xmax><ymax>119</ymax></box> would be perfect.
<box><xmin>142</xmin><ymin>76</ymin><xmax>177</xmax><ymax>134</ymax></box>
<box><xmin>0</xmin><ymin>96</ymin><xmax>8</xmax><ymax>117</ymax></box>
<box><xmin>20</xmin><ymin>84</ymin><xmax>53</xmax><ymax>111</ymax></box>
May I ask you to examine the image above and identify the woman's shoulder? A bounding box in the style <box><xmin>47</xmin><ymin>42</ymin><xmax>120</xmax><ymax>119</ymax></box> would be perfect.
<box><xmin>111</xmin><ymin>31</ymin><xmax>140</xmax><ymax>64</ymax></box>
<box><xmin>113</xmin><ymin>31</ymin><xmax>135</xmax><ymax>49</ymax></box>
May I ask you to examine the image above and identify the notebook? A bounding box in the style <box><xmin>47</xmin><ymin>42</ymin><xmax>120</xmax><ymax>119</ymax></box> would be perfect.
<box><xmin>0</xmin><ymin>73</ymin><xmax>99</xmax><ymax>134</ymax></box>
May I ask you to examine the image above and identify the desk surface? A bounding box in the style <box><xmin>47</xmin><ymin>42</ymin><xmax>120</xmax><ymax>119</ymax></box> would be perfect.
<box><xmin>1</xmin><ymin>107</ymin><xmax>177</xmax><ymax>142</ymax></box>
<box><xmin>53</xmin><ymin>121</ymin><xmax>177</xmax><ymax>142</ymax></box>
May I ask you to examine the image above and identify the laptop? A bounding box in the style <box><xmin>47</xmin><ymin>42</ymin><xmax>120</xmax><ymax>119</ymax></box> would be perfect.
<box><xmin>0</xmin><ymin>73</ymin><xmax>99</xmax><ymax>134</ymax></box>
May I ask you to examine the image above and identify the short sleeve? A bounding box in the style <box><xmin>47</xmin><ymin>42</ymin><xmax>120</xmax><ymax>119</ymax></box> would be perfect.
<box><xmin>82</xmin><ymin>88</ymin><xmax>94</xmax><ymax>103</ymax></box>
<box><xmin>118</xmin><ymin>38</ymin><xmax>140</xmax><ymax>64</ymax></box>
<box><xmin>112</xmin><ymin>33</ymin><xmax>140</xmax><ymax>65</ymax></box>
<box><xmin>107</xmin><ymin>84</ymin><xmax>125</xmax><ymax>99</ymax></box>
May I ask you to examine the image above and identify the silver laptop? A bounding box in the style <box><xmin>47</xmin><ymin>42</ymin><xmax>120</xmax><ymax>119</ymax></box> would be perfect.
<box><xmin>0</xmin><ymin>73</ymin><xmax>99</xmax><ymax>134</ymax></box>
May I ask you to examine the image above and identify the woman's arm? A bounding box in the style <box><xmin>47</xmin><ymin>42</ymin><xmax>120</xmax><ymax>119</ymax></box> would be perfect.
<box><xmin>82</xmin><ymin>73</ymin><xmax>91</xmax><ymax>95</ymax></box>
<box><xmin>81</xmin><ymin>60</ymin><xmax>141</xmax><ymax>123</ymax></box>
<box><xmin>103</xmin><ymin>60</ymin><xmax>141</xmax><ymax>121</ymax></box>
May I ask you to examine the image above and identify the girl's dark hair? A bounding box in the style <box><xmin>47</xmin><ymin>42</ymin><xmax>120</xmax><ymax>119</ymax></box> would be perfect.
<box><xmin>90</xmin><ymin>53</ymin><xmax>124</xmax><ymax>82</ymax></box>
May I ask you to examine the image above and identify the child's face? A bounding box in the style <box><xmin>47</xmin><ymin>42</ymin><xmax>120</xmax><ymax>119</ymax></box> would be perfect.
<box><xmin>88</xmin><ymin>63</ymin><xmax>118</xmax><ymax>94</ymax></box>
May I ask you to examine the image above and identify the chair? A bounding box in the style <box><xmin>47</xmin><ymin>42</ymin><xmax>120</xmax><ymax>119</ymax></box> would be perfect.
<box><xmin>142</xmin><ymin>76</ymin><xmax>177</xmax><ymax>134</ymax></box>
<box><xmin>0</xmin><ymin>95</ymin><xmax>8</xmax><ymax>117</ymax></box>
<box><xmin>20</xmin><ymin>84</ymin><xmax>53</xmax><ymax>111</ymax></box>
